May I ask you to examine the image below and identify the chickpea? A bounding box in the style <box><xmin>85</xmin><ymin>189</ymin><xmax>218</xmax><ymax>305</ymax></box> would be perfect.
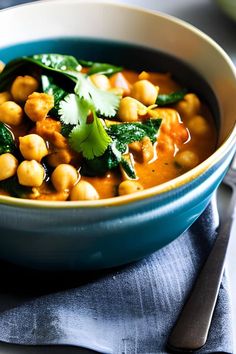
<box><xmin>118</xmin><ymin>180</ymin><xmax>143</xmax><ymax>196</ymax></box>
<box><xmin>70</xmin><ymin>180</ymin><xmax>99</xmax><ymax>201</ymax></box>
<box><xmin>130</xmin><ymin>80</ymin><xmax>158</xmax><ymax>106</ymax></box>
<box><xmin>187</xmin><ymin>115</ymin><xmax>210</xmax><ymax>135</ymax></box>
<box><xmin>176</xmin><ymin>93</ymin><xmax>201</xmax><ymax>119</ymax></box>
<box><xmin>118</xmin><ymin>97</ymin><xmax>146</xmax><ymax>122</ymax></box>
<box><xmin>90</xmin><ymin>74</ymin><xmax>111</xmax><ymax>90</ymax></box>
<box><xmin>0</xmin><ymin>153</ymin><xmax>18</xmax><ymax>181</ymax></box>
<box><xmin>51</xmin><ymin>164</ymin><xmax>78</xmax><ymax>192</ymax></box>
<box><xmin>24</xmin><ymin>92</ymin><xmax>54</xmax><ymax>122</ymax></box>
<box><xmin>0</xmin><ymin>101</ymin><xmax>23</xmax><ymax>126</ymax></box>
<box><xmin>175</xmin><ymin>150</ymin><xmax>199</xmax><ymax>170</ymax></box>
<box><xmin>19</xmin><ymin>134</ymin><xmax>48</xmax><ymax>162</ymax></box>
<box><xmin>17</xmin><ymin>160</ymin><xmax>45</xmax><ymax>187</ymax></box>
<box><xmin>0</xmin><ymin>91</ymin><xmax>12</xmax><ymax>105</ymax></box>
<box><xmin>11</xmin><ymin>75</ymin><xmax>39</xmax><ymax>102</ymax></box>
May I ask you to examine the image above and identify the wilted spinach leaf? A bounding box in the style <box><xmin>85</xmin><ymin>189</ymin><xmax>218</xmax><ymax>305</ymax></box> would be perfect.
<box><xmin>156</xmin><ymin>89</ymin><xmax>187</xmax><ymax>106</ymax></box>
<box><xmin>0</xmin><ymin>123</ymin><xmax>15</xmax><ymax>155</ymax></box>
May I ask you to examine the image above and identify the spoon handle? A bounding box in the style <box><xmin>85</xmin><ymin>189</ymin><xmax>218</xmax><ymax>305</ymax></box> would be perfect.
<box><xmin>167</xmin><ymin>190</ymin><xmax>236</xmax><ymax>352</ymax></box>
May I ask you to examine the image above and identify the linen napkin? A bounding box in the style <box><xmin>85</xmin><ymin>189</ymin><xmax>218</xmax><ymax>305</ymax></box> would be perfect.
<box><xmin>0</xmin><ymin>197</ymin><xmax>233</xmax><ymax>354</ymax></box>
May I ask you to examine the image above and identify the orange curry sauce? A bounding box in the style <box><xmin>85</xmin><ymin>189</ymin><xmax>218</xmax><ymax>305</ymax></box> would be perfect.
<box><xmin>84</xmin><ymin>70</ymin><xmax>217</xmax><ymax>199</ymax></box>
<box><xmin>0</xmin><ymin>69</ymin><xmax>217</xmax><ymax>200</ymax></box>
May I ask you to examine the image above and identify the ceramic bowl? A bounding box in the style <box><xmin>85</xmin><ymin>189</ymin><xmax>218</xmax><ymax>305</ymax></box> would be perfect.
<box><xmin>0</xmin><ymin>0</ymin><xmax>236</xmax><ymax>271</ymax></box>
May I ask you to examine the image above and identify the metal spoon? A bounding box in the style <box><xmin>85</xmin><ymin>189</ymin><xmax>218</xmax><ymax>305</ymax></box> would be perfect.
<box><xmin>167</xmin><ymin>154</ymin><xmax>236</xmax><ymax>352</ymax></box>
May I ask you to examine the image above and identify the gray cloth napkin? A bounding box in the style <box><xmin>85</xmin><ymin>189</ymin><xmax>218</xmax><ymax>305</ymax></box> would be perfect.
<box><xmin>0</xmin><ymin>199</ymin><xmax>233</xmax><ymax>354</ymax></box>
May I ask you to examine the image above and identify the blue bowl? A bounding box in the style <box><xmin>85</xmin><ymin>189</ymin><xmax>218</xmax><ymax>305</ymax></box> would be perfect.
<box><xmin>0</xmin><ymin>1</ymin><xmax>236</xmax><ymax>270</ymax></box>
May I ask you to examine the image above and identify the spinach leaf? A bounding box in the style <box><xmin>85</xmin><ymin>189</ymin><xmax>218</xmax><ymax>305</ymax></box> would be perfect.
<box><xmin>26</xmin><ymin>54</ymin><xmax>81</xmax><ymax>81</ymax></box>
<box><xmin>120</xmin><ymin>155</ymin><xmax>136</xmax><ymax>180</ymax></box>
<box><xmin>31</xmin><ymin>54</ymin><xmax>80</xmax><ymax>71</ymax></box>
<box><xmin>41</xmin><ymin>75</ymin><xmax>68</xmax><ymax>116</ymax></box>
<box><xmin>80</xmin><ymin>151</ymin><xmax>111</xmax><ymax>177</ymax></box>
<box><xmin>0</xmin><ymin>54</ymin><xmax>81</xmax><ymax>91</ymax></box>
<box><xmin>0</xmin><ymin>59</ymin><xmax>27</xmax><ymax>91</ymax></box>
<box><xmin>156</xmin><ymin>88</ymin><xmax>187</xmax><ymax>106</ymax></box>
<box><xmin>87</xmin><ymin>63</ymin><xmax>122</xmax><ymax>76</ymax></box>
<box><xmin>108</xmin><ymin>118</ymin><xmax>162</xmax><ymax>148</ymax></box>
<box><xmin>0</xmin><ymin>176</ymin><xmax>32</xmax><ymax>198</ymax></box>
<box><xmin>77</xmin><ymin>59</ymin><xmax>122</xmax><ymax>76</ymax></box>
<box><xmin>81</xmin><ymin>118</ymin><xmax>162</xmax><ymax>179</ymax></box>
<box><xmin>0</xmin><ymin>123</ymin><xmax>15</xmax><ymax>154</ymax></box>
<box><xmin>77</xmin><ymin>59</ymin><xmax>95</xmax><ymax>67</ymax></box>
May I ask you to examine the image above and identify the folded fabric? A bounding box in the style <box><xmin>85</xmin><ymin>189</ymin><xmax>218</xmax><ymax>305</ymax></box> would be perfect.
<box><xmin>0</xmin><ymin>198</ymin><xmax>233</xmax><ymax>354</ymax></box>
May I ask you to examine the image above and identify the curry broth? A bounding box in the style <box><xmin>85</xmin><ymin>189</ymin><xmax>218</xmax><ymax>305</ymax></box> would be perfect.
<box><xmin>0</xmin><ymin>63</ymin><xmax>217</xmax><ymax>200</ymax></box>
<box><xmin>79</xmin><ymin>70</ymin><xmax>217</xmax><ymax>199</ymax></box>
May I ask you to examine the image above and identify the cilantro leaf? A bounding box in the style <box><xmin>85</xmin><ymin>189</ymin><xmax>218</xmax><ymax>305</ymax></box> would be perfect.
<box><xmin>59</xmin><ymin>94</ymin><xmax>111</xmax><ymax>159</ymax></box>
<box><xmin>69</xmin><ymin>111</ymin><xmax>112</xmax><ymax>160</ymax></box>
<box><xmin>59</xmin><ymin>93</ymin><xmax>90</xmax><ymax>125</ymax></box>
<box><xmin>74</xmin><ymin>73</ymin><xmax>120</xmax><ymax>117</ymax></box>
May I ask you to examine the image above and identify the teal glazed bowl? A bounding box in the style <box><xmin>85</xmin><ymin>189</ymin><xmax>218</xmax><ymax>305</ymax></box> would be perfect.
<box><xmin>0</xmin><ymin>0</ymin><xmax>236</xmax><ymax>271</ymax></box>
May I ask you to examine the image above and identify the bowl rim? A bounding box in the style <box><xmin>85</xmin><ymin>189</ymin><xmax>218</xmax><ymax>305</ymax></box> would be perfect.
<box><xmin>0</xmin><ymin>0</ymin><xmax>236</xmax><ymax>209</ymax></box>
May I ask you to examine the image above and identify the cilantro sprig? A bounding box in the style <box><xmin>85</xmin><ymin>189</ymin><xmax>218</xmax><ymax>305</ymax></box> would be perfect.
<box><xmin>74</xmin><ymin>73</ymin><xmax>120</xmax><ymax>117</ymax></box>
<box><xmin>59</xmin><ymin>94</ymin><xmax>112</xmax><ymax>159</ymax></box>
<box><xmin>0</xmin><ymin>53</ymin><xmax>121</xmax><ymax>160</ymax></box>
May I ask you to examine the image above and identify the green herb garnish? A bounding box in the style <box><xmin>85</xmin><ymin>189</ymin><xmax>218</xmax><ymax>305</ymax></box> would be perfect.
<box><xmin>81</xmin><ymin>119</ymin><xmax>162</xmax><ymax>178</ymax></box>
<box><xmin>0</xmin><ymin>54</ymin><xmax>121</xmax><ymax>160</ymax></box>
<box><xmin>74</xmin><ymin>72</ymin><xmax>120</xmax><ymax>117</ymax></box>
<box><xmin>156</xmin><ymin>88</ymin><xmax>187</xmax><ymax>106</ymax></box>
<box><xmin>0</xmin><ymin>123</ymin><xmax>15</xmax><ymax>155</ymax></box>
<box><xmin>87</xmin><ymin>63</ymin><xmax>122</xmax><ymax>76</ymax></box>
<box><xmin>59</xmin><ymin>94</ymin><xmax>112</xmax><ymax>159</ymax></box>
<box><xmin>41</xmin><ymin>75</ymin><xmax>68</xmax><ymax>116</ymax></box>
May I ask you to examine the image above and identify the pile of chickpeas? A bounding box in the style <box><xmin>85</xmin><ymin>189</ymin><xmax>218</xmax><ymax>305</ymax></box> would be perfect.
<box><xmin>0</xmin><ymin>60</ymin><xmax>214</xmax><ymax>200</ymax></box>
<box><xmin>0</xmin><ymin>69</ymin><xmax>94</xmax><ymax>201</ymax></box>
<box><xmin>0</xmin><ymin>67</ymin><xmax>159</xmax><ymax>199</ymax></box>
